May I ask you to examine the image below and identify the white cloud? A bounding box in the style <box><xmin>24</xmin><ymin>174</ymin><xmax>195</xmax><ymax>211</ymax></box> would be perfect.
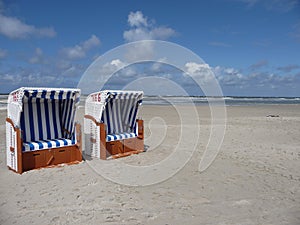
<box><xmin>0</xmin><ymin>63</ymin><xmax>85</xmax><ymax>92</ymax></box>
<box><xmin>184</xmin><ymin>62</ymin><xmax>215</xmax><ymax>86</ymax></box>
<box><xmin>110</xmin><ymin>59</ymin><xmax>127</xmax><ymax>68</ymax></box>
<box><xmin>211</xmin><ymin>65</ymin><xmax>300</xmax><ymax>96</ymax></box>
<box><xmin>128</xmin><ymin>11</ymin><xmax>148</xmax><ymax>27</ymax></box>
<box><xmin>185</xmin><ymin>62</ymin><xmax>211</xmax><ymax>74</ymax></box>
<box><xmin>123</xmin><ymin>11</ymin><xmax>176</xmax><ymax>62</ymax></box>
<box><xmin>214</xmin><ymin>66</ymin><xmax>245</xmax><ymax>86</ymax></box>
<box><xmin>82</xmin><ymin>34</ymin><xmax>101</xmax><ymax>49</ymax></box>
<box><xmin>61</xmin><ymin>35</ymin><xmax>101</xmax><ymax>60</ymax></box>
<box><xmin>113</xmin><ymin>66</ymin><xmax>137</xmax><ymax>78</ymax></box>
<box><xmin>56</xmin><ymin>59</ymin><xmax>72</xmax><ymax>70</ymax></box>
<box><xmin>61</xmin><ymin>45</ymin><xmax>86</xmax><ymax>60</ymax></box>
<box><xmin>28</xmin><ymin>48</ymin><xmax>45</xmax><ymax>64</ymax></box>
<box><xmin>123</xmin><ymin>28</ymin><xmax>150</xmax><ymax>42</ymax></box>
<box><xmin>123</xmin><ymin>11</ymin><xmax>176</xmax><ymax>42</ymax></box>
<box><xmin>100</xmin><ymin>59</ymin><xmax>136</xmax><ymax>79</ymax></box>
<box><xmin>101</xmin><ymin>59</ymin><xmax>130</xmax><ymax>75</ymax></box>
<box><xmin>124</xmin><ymin>41</ymin><xmax>155</xmax><ymax>61</ymax></box>
<box><xmin>1</xmin><ymin>73</ymin><xmax>14</xmax><ymax>82</ymax></box>
<box><xmin>151</xmin><ymin>61</ymin><xmax>163</xmax><ymax>72</ymax></box>
<box><xmin>277</xmin><ymin>64</ymin><xmax>300</xmax><ymax>73</ymax></box>
<box><xmin>36</xmin><ymin>27</ymin><xmax>56</xmax><ymax>38</ymax></box>
<box><xmin>0</xmin><ymin>14</ymin><xmax>56</xmax><ymax>39</ymax></box>
<box><xmin>0</xmin><ymin>48</ymin><xmax>7</xmax><ymax>59</ymax></box>
<box><xmin>60</xmin><ymin>64</ymin><xmax>86</xmax><ymax>78</ymax></box>
<box><xmin>238</xmin><ymin>0</ymin><xmax>298</xmax><ymax>12</ymax></box>
<box><xmin>81</xmin><ymin>58</ymin><xmax>138</xmax><ymax>91</ymax></box>
<box><xmin>123</xmin><ymin>27</ymin><xmax>176</xmax><ymax>42</ymax></box>
<box><xmin>250</xmin><ymin>60</ymin><xmax>268</xmax><ymax>70</ymax></box>
<box><xmin>150</xmin><ymin>27</ymin><xmax>176</xmax><ymax>40</ymax></box>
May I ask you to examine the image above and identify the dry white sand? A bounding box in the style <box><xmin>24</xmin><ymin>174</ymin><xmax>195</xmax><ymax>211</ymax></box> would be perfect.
<box><xmin>0</xmin><ymin>104</ymin><xmax>299</xmax><ymax>225</ymax></box>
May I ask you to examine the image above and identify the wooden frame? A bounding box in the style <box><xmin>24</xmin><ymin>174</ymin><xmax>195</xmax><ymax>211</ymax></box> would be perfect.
<box><xmin>84</xmin><ymin>115</ymin><xmax>144</xmax><ymax>160</ymax></box>
<box><xmin>6</xmin><ymin>118</ymin><xmax>82</xmax><ymax>174</ymax></box>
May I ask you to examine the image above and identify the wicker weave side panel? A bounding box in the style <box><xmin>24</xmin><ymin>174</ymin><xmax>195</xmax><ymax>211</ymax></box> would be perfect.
<box><xmin>84</xmin><ymin>117</ymin><xmax>100</xmax><ymax>158</ymax></box>
<box><xmin>85</xmin><ymin>94</ymin><xmax>105</xmax><ymax>123</ymax></box>
<box><xmin>6</xmin><ymin>121</ymin><xmax>18</xmax><ymax>172</ymax></box>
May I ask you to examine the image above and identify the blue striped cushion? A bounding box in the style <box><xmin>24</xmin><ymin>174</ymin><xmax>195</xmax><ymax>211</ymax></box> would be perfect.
<box><xmin>106</xmin><ymin>132</ymin><xmax>137</xmax><ymax>142</ymax></box>
<box><xmin>22</xmin><ymin>138</ymin><xmax>76</xmax><ymax>152</ymax></box>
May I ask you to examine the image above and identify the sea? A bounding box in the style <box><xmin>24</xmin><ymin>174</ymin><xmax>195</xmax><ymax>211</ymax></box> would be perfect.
<box><xmin>142</xmin><ymin>96</ymin><xmax>300</xmax><ymax>106</ymax></box>
<box><xmin>0</xmin><ymin>95</ymin><xmax>8</xmax><ymax>109</ymax></box>
<box><xmin>1</xmin><ymin>94</ymin><xmax>300</xmax><ymax>109</ymax></box>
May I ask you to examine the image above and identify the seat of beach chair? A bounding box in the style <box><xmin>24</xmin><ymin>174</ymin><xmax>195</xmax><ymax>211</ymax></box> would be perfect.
<box><xmin>106</xmin><ymin>132</ymin><xmax>137</xmax><ymax>142</ymax></box>
<box><xmin>22</xmin><ymin>139</ymin><xmax>76</xmax><ymax>151</ymax></box>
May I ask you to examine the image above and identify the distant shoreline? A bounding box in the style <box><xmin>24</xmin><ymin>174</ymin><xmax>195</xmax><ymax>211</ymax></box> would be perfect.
<box><xmin>1</xmin><ymin>95</ymin><xmax>300</xmax><ymax>108</ymax></box>
<box><xmin>1</xmin><ymin>93</ymin><xmax>300</xmax><ymax>98</ymax></box>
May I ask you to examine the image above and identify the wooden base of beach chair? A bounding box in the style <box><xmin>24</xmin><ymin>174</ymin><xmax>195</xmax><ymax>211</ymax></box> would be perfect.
<box><xmin>21</xmin><ymin>146</ymin><xmax>82</xmax><ymax>172</ymax></box>
<box><xmin>84</xmin><ymin>115</ymin><xmax>144</xmax><ymax>160</ymax></box>
<box><xmin>8</xmin><ymin>146</ymin><xmax>82</xmax><ymax>174</ymax></box>
<box><xmin>6</xmin><ymin>120</ymin><xmax>82</xmax><ymax>174</ymax></box>
<box><xmin>102</xmin><ymin>120</ymin><xmax>144</xmax><ymax>160</ymax></box>
<box><xmin>110</xmin><ymin>150</ymin><xmax>144</xmax><ymax>159</ymax></box>
<box><xmin>106</xmin><ymin>137</ymin><xmax>144</xmax><ymax>159</ymax></box>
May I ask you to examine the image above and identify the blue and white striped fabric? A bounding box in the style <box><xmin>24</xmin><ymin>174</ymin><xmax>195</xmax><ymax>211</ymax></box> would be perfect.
<box><xmin>106</xmin><ymin>132</ymin><xmax>137</xmax><ymax>142</ymax></box>
<box><xmin>20</xmin><ymin>98</ymin><xmax>63</xmax><ymax>142</ymax></box>
<box><xmin>23</xmin><ymin>138</ymin><xmax>76</xmax><ymax>152</ymax></box>
<box><xmin>18</xmin><ymin>88</ymin><xmax>80</xmax><ymax>152</ymax></box>
<box><xmin>23</xmin><ymin>89</ymin><xmax>79</xmax><ymax>101</ymax></box>
<box><xmin>61</xmin><ymin>98</ymin><xmax>76</xmax><ymax>138</ymax></box>
<box><xmin>101</xmin><ymin>91</ymin><xmax>142</xmax><ymax>141</ymax></box>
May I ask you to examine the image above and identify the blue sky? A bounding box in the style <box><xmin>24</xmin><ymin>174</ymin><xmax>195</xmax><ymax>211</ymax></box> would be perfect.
<box><xmin>0</xmin><ymin>0</ymin><xmax>299</xmax><ymax>96</ymax></box>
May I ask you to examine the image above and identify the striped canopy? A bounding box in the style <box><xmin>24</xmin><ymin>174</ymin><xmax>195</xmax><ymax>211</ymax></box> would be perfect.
<box><xmin>8</xmin><ymin>87</ymin><xmax>80</xmax><ymax>106</ymax></box>
<box><xmin>85</xmin><ymin>90</ymin><xmax>143</xmax><ymax>135</ymax></box>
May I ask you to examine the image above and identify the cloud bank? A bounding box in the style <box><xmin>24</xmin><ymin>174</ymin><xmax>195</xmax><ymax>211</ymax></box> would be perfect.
<box><xmin>60</xmin><ymin>35</ymin><xmax>101</xmax><ymax>60</ymax></box>
<box><xmin>0</xmin><ymin>14</ymin><xmax>56</xmax><ymax>39</ymax></box>
<box><xmin>0</xmin><ymin>7</ymin><xmax>299</xmax><ymax>97</ymax></box>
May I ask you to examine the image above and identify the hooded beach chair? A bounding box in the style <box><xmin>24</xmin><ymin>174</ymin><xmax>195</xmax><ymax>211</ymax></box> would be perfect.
<box><xmin>84</xmin><ymin>90</ymin><xmax>144</xmax><ymax>159</ymax></box>
<box><xmin>6</xmin><ymin>87</ymin><xmax>82</xmax><ymax>173</ymax></box>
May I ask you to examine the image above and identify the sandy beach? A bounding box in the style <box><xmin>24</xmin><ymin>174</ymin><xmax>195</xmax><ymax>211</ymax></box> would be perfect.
<box><xmin>0</xmin><ymin>104</ymin><xmax>299</xmax><ymax>225</ymax></box>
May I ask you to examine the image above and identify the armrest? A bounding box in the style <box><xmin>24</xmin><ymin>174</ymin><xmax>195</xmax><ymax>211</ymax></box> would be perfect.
<box><xmin>6</xmin><ymin>117</ymin><xmax>22</xmax><ymax>167</ymax></box>
<box><xmin>75</xmin><ymin>123</ymin><xmax>82</xmax><ymax>152</ymax></box>
<box><xmin>136</xmin><ymin>119</ymin><xmax>144</xmax><ymax>139</ymax></box>
<box><xmin>84</xmin><ymin>115</ymin><xmax>106</xmax><ymax>159</ymax></box>
<box><xmin>84</xmin><ymin>115</ymin><xmax>102</xmax><ymax>126</ymax></box>
<box><xmin>6</xmin><ymin>118</ymin><xmax>18</xmax><ymax>132</ymax></box>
